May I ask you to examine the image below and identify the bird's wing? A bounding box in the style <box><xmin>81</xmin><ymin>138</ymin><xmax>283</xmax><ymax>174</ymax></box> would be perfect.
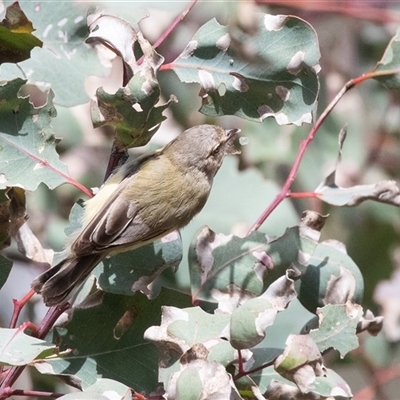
<box><xmin>71</xmin><ymin>154</ymin><xmax>172</xmax><ymax>255</ymax></box>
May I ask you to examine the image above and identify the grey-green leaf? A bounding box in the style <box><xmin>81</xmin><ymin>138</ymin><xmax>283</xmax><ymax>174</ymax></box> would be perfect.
<box><xmin>373</xmin><ymin>28</ymin><xmax>400</xmax><ymax>89</ymax></box>
<box><xmin>0</xmin><ymin>328</ymin><xmax>56</xmax><ymax>366</ymax></box>
<box><xmin>1</xmin><ymin>1</ymin><xmax>109</xmax><ymax>106</ymax></box>
<box><xmin>0</xmin><ymin>78</ymin><xmax>70</xmax><ymax>191</ymax></box>
<box><xmin>171</xmin><ymin>14</ymin><xmax>320</xmax><ymax>125</ymax></box>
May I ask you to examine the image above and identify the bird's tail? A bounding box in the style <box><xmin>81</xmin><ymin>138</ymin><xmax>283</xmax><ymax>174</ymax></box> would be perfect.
<box><xmin>31</xmin><ymin>253</ymin><xmax>105</xmax><ymax>306</ymax></box>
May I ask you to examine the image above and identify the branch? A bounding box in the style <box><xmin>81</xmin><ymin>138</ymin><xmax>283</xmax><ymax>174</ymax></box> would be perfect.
<box><xmin>257</xmin><ymin>0</ymin><xmax>400</xmax><ymax>24</ymax></box>
<box><xmin>248</xmin><ymin>70</ymin><xmax>391</xmax><ymax>233</ymax></box>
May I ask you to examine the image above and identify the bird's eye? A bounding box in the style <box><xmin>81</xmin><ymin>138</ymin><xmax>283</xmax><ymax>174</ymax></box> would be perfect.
<box><xmin>212</xmin><ymin>146</ymin><xmax>220</xmax><ymax>155</ymax></box>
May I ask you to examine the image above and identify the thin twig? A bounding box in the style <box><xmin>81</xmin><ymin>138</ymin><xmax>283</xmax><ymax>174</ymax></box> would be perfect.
<box><xmin>9</xmin><ymin>290</ymin><xmax>35</xmax><ymax>329</ymax></box>
<box><xmin>247</xmin><ymin>70</ymin><xmax>393</xmax><ymax>233</ymax></box>
<box><xmin>257</xmin><ymin>0</ymin><xmax>400</xmax><ymax>24</ymax></box>
<box><xmin>153</xmin><ymin>0</ymin><xmax>198</xmax><ymax>49</ymax></box>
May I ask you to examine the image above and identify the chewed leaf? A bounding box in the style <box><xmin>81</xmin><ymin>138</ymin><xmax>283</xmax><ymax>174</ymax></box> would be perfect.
<box><xmin>0</xmin><ymin>78</ymin><xmax>70</xmax><ymax>191</ymax></box>
<box><xmin>316</xmin><ymin>173</ymin><xmax>400</xmax><ymax>207</ymax></box>
<box><xmin>295</xmin><ymin>240</ymin><xmax>364</xmax><ymax>313</ymax></box>
<box><xmin>37</xmin><ymin>289</ymin><xmax>192</xmax><ymax>392</ymax></box>
<box><xmin>94</xmin><ymin>231</ymin><xmax>182</xmax><ymax>298</ymax></box>
<box><xmin>91</xmin><ymin>74</ymin><xmax>177</xmax><ymax>149</ymax></box>
<box><xmin>144</xmin><ymin>306</ymin><xmax>233</xmax><ymax>367</ymax></box>
<box><xmin>0</xmin><ymin>2</ymin><xmax>42</xmax><ymax>64</ymax></box>
<box><xmin>264</xmin><ymin>370</ymin><xmax>352</xmax><ymax>400</ymax></box>
<box><xmin>166</xmin><ymin>350</ymin><xmax>242</xmax><ymax>400</ymax></box>
<box><xmin>86</xmin><ymin>10</ymin><xmax>163</xmax><ymax>83</ymax></box>
<box><xmin>229</xmin><ymin>269</ymin><xmax>299</xmax><ymax>349</ymax></box>
<box><xmin>275</xmin><ymin>334</ymin><xmax>324</xmax><ymax>393</ymax></box>
<box><xmin>0</xmin><ymin>2</ymin><xmax>108</xmax><ymax>106</ymax></box>
<box><xmin>310</xmin><ymin>303</ymin><xmax>362</xmax><ymax>358</ymax></box>
<box><xmin>144</xmin><ymin>305</ymin><xmax>238</xmax><ymax>389</ymax></box>
<box><xmin>171</xmin><ymin>14</ymin><xmax>320</xmax><ymax>125</ymax></box>
<box><xmin>189</xmin><ymin>224</ymin><xmax>319</xmax><ymax>307</ymax></box>
<box><xmin>316</xmin><ymin>126</ymin><xmax>400</xmax><ymax>207</ymax></box>
<box><xmin>373</xmin><ymin>28</ymin><xmax>400</xmax><ymax>89</ymax></box>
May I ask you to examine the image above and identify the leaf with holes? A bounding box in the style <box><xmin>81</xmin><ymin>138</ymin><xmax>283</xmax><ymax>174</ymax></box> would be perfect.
<box><xmin>310</xmin><ymin>304</ymin><xmax>362</xmax><ymax>357</ymax></box>
<box><xmin>189</xmin><ymin>224</ymin><xmax>319</xmax><ymax>307</ymax></box>
<box><xmin>170</xmin><ymin>14</ymin><xmax>320</xmax><ymax>125</ymax></box>
<box><xmin>0</xmin><ymin>78</ymin><xmax>71</xmax><ymax>191</ymax></box>
<box><xmin>0</xmin><ymin>1</ymin><xmax>109</xmax><ymax>106</ymax></box>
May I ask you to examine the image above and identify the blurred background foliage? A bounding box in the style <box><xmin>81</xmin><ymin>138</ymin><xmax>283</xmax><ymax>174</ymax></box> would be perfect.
<box><xmin>1</xmin><ymin>0</ymin><xmax>400</xmax><ymax>398</ymax></box>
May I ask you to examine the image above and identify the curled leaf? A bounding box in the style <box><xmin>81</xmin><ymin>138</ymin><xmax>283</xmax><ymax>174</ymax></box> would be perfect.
<box><xmin>229</xmin><ymin>269</ymin><xmax>299</xmax><ymax>349</ymax></box>
<box><xmin>316</xmin><ymin>175</ymin><xmax>400</xmax><ymax>207</ymax></box>
<box><xmin>86</xmin><ymin>9</ymin><xmax>163</xmax><ymax>83</ymax></box>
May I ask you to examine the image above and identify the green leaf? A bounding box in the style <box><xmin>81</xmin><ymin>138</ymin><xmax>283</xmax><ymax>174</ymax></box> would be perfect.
<box><xmin>275</xmin><ymin>334</ymin><xmax>326</xmax><ymax>393</ymax></box>
<box><xmin>261</xmin><ymin>368</ymin><xmax>352</xmax><ymax>399</ymax></box>
<box><xmin>373</xmin><ymin>28</ymin><xmax>400</xmax><ymax>89</ymax></box>
<box><xmin>1</xmin><ymin>1</ymin><xmax>109</xmax><ymax>106</ymax></box>
<box><xmin>0</xmin><ymin>78</ymin><xmax>69</xmax><ymax>191</ymax></box>
<box><xmin>91</xmin><ymin>75</ymin><xmax>176</xmax><ymax>149</ymax></box>
<box><xmin>0</xmin><ymin>2</ymin><xmax>42</xmax><ymax>64</ymax></box>
<box><xmin>310</xmin><ymin>304</ymin><xmax>362</xmax><ymax>357</ymax></box>
<box><xmin>56</xmin><ymin>379</ymin><xmax>132</xmax><ymax>400</ymax></box>
<box><xmin>145</xmin><ymin>305</ymin><xmax>236</xmax><ymax>388</ymax></box>
<box><xmin>230</xmin><ymin>270</ymin><xmax>298</xmax><ymax>349</ymax></box>
<box><xmin>94</xmin><ymin>231</ymin><xmax>182</xmax><ymax>297</ymax></box>
<box><xmin>167</xmin><ymin>354</ymin><xmax>242</xmax><ymax>400</ymax></box>
<box><xmin>37</xmin><ymin>288</ymin><xmax>192</xmax><ymax>393</ymax></box>
<box><xmin>295</xmin><ymin>240</ymin><xmax>364</xmax><ymax>313</ymax></box>
<box><xmin>0</xmin><ymin>328</ymin><xmax>56</xmax><ymax>366</ymax></box>
<box><xmin>87</xmin><ymin>11</ymin><xmax>176</xmax><ymax>149</ymax></box>
<box><xmin>145</xmin><ymin>306</ymin><xmax>233</xmax><ymax>363</ymax></box>
<box><xmin>171</xmin><ymin>14</ymin><xmax>320</xmax><ymax>124</ymax></box>
<box><xmin>189</xmin><ymin>224</ymin><xmax>319</xmax><ymax>305</ymax></box>
<box><xmin>0</xmin><ymin>254</ymin><xmax>12</xmax><ymax>290</ymax></box>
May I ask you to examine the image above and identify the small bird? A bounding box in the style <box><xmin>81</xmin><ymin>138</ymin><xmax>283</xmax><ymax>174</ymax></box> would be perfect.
<box><xmin>32</xmin><ymin>125</ymin><xmax>240</xmax><ymax>306</ymax></box>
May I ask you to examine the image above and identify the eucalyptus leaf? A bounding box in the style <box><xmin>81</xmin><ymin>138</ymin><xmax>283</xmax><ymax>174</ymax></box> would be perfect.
<box><xmin>0</xmin><ymin>78</ymin><xmax>70</xmax><ymax>191</ymax></box>
<box><xmin>0</xmin><ymin>254</ymin><xmax>12</xmax><ymax>290</ymax></box>
<box><xmin>38</xmin><ymin>289</ymin><xmax>192</xmax><ymax>392</ymax></box>
<box><xmin>1</xmin><ymin>1</ymin><xmax>109</xmax><ymax>106</ymax></box>
<box><xmin>189</xmin><ymin>224</ymin><xmax>319</xmax><ymax>306</ymax></box>
<box><xmin>171</xmin><ymin>14</ymin><xmax>320</xmax><ymax>124</ymax></box>
<box><xmin>295</xmin><ymin>240</ymin><xmax>364</xmax><ymax>313</ymax></box>
<box><xmin>91</xmin><ymin>75</ymin><xmax>176</xmax><ymax>149</ymax></box>
<box><xmin>373</xmin><ymin>28</ymin><xmax>400</xmax><ymax>89</ymax></box>
<box><xmin>310</xmin><ymin>304</ymin><xmax>362</xmax><ymax>358</ymax></box>
<box><xmin>0</xmin><ymin>2</ymin><xmax>42</xmax><ymax>64</ymax></box>
<box><xmin>0</xmin><ymin>328</ymin><xmax>56</xmax><ymax>366</ymax></box>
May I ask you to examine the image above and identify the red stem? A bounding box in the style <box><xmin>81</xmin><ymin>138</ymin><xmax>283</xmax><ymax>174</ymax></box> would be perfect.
<box><xmin>248</xmin><ymin>82</ymin><xmax>352</xmax><ymax>232</ymax></box>
<box><xmin>257</xmin><ymin>0</ymin><xmax>400</xmax><ymax>24</ymax></box>
<box><xmin>247</xmin><ymin>70</ymin><xmax>384</xmax><ymax>233</ymax></box>
<box><xmin>288</xmin><ymin>191</ymin><xmax>319</xmax><ymax>199</ymax></box>
<box><xmin>9</xmin><ymin>290</ymin><xmax>35</xmax><ymax>329</ymax></box>
<box><xmin>153</xmin><ymin>0</ymin><xmax>198</xmax><ymax>49</ymax></box>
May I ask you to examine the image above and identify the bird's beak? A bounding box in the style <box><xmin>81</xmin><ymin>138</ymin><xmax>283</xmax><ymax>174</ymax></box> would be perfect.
<box><xmin>225</xmin><ymin>128</ymin><xmax>241</xmax><ymax>155</ymax></box>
